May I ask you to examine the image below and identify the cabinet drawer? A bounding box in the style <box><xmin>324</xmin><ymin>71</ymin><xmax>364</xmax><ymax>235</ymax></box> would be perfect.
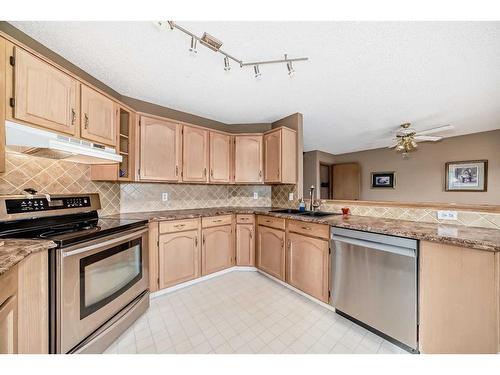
<box><xmin>257</xmin><ymin>215</ymin><xmax>285</xmax><ymax>231</ymax></box>
<box><xmin>288</xmin><ymin>220</ymin><xmax>330</xmax><ymax>240</ymax></box>
<box><xmin>236</xmin><ymin>214</ymin><xmax>255</xmax><ymax>224</ymax></box>
<box><xmin>202</xmin><ymin>215</ymin><xmax>233</xmax><ymax>228</ymax></box>
<box><xmin>159</xmin><ymin>219</ymin><xmax>200</xmax><ymax>234</ymax></box>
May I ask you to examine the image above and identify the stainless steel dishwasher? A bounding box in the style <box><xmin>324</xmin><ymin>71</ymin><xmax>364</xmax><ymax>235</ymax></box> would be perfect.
<box><xmin>331</xmin><ymin>227</ymin><xmax>418</xmax><ymax>352</ymax></box>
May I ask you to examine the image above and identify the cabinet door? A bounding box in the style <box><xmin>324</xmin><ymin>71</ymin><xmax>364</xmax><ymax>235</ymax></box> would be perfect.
<box><xmin>234</xmin><ymin>135</ymin><xmax>263</xmax><ymax>183</ymax></box>
<box><xmin>236</xmin><ymin>224</ymin><xmax>255</xmax><ymax>266</ymax></box>
<box><xmin>209</xmin><ymin>131</ymin><xmax>231</xmax><ymax>183</ymax></box>
<box><xmin>159</xmin><ymin>230</ymin><xmax>200</xmax><ymax>289</ymax></box>
<box><xmin>139</xmin><ymin>116</ymin><xmax>181</xmax><ymax>181</ymax></box>
<box><xmin>264</xmin><ymin>130</ymin><xmax>282</xmax><ymax>183</ymax></box>
<box><xmin>80</xmin><ymin>84</ymin><xmax>116</xmax><ymax>146</ymax></box>
<box><xmin>286</xmin><ymin>233</ymin><xmax>329</xmax><ymax>302</ymax></box>
<box><xmin>183</xmin><ymin>125</ymin><xmax>209</xmax><ymax>182</ymax></box>
<box><xmin>202</xmin><ymin>225</ymin><xmax>234</xmax><ymax>276</ymax></box>
<box><xmin>257</xmin><ymin>225</ymin><xmax>285</xmax><ymax>280</ymax></box>
<box><xmin>14</xmin><ymin>47</ymin><xmax>78</xmax><ymax>136</ymax></box>
<box><xmin>0</xmin><ymin>295</ymin><xmax>18</xmax><ymax>354</ymax></box>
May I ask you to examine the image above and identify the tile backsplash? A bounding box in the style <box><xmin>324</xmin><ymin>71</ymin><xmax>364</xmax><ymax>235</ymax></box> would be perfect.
<box><xmin>1</xmin><ymin>153</ymin><xmax>498</xmax><ymax>230</ymax></box>
<box><xmin>0</xmin><ymin>153</ymin><xmax>120</xmax><ymax>216</ymax></box>
<box><xmin>119</xmin><ymin>183</ymin><xmax>271</xmax><ymax>213</ymax></box>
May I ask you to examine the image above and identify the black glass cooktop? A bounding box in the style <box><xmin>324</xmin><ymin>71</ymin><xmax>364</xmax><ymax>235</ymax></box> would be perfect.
<box><xmin>0</xmin><ymin>211</ymin><xmax>147</xmax><ymax>248</ymax></box>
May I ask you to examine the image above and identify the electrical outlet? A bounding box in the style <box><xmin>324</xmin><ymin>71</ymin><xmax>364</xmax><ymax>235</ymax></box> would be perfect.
<box><xmin>437</xmin><ymin>210</ymin><xmax>458</xmax><ymax>220</ymax></box>
<box><xmin>253</xmin><ymin>192</ymin><xmax>258</xmax><ymax>200</ymax></box>
<box><xmin>162</xmin><ymin>193</ymin><xmax>168</xmax><ymax>202</ymax></box>
<box><xmin>288</xmin><ymin>192</ymin><xmax>294</xmax><ymax>201</ymax></box>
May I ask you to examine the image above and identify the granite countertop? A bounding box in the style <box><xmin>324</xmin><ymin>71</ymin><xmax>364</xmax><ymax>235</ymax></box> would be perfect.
<box><xmin>106</xmin><ymin>207</ymin><xmax>500</xmax><ymax>252</ymax></box>
<box><xmin>0</xmin><ymin>239</ymin><xmax>56</xmax><ymax>276</ymax></box>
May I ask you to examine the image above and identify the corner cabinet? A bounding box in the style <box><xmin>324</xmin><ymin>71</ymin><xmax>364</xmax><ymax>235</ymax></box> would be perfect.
<box><xmin>209</xmin><ymin>131</ymin><xmax>231</xmax><ymax>183</ymax></box>
<box><xmin>264</xmin><ymin>127</ymin><xmax>297</xmax><ymax>184</ymax></box>
<box><xmin>13</xmin><ymin>46</ymin><xmax>79</xmax><ymax>136</ymax></box>
<box><xmin>80</xmin><ymin>84</ymin><xmax>116</xmax><ymax>146</ymax></box>
<box><xmin>234</xmin><ymin>135</ymin><xmax>263</xmax><ymax>183</ymax></box>
<box><xmin>257</xmin><ymin>224</ymin><xmax>285</xmax><ymax>281</ymax></box>
<box><xmin>139</xmin><ymin>116</ymin><xmax>181</xmax><ymax>182</ymax></box>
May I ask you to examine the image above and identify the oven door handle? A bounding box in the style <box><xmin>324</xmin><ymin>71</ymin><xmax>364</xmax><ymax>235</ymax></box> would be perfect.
<box><xmin>63</xmin><ymin>227</ymin><xmax>148</xmax><ymax>258</ymax></box>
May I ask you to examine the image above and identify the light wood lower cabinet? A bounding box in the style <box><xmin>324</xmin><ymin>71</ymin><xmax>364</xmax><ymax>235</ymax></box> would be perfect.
<box><xmin>202</xmin><ymin>225</ymin><xmax>234</xmax><ymax>276</ymax></box>
<box><xmin>419</xmin><ymin>241</ymin><xmax>499</xmax><ymax>353</ymax></box>
<box><xmin>236</xmin><ymin>224</ymin><xmax>255</xmax><ymax>266</ymax></box>
<box><xmin>286</xmin><ymin>232</ymin><xmax>329</xmax><ymax>303</ymax></box>
<box><xmin>257</xmin><ymin>225</ymin><xmax>285</xmax><ymax>281</ymax></box>
<box><xmin>0</xmin><ymin>266</ymin><xmax>18</xmax><ymax>354</ymax></box>
<box><xmin>159</xmin><ymin>229</ymin><xmax>200</xmax><ymax>289</ymax></box>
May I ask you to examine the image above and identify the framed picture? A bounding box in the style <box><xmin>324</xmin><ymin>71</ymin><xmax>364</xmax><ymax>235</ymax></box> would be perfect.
<box><xmin>445</xmin><ymin>160</ymin><xmax>488</xmax><ymax>192</ymax></box>
<box><xmin>371</xmin><ymin>172</ymin><xmax>395</xmax><ymax>189</ymax></box>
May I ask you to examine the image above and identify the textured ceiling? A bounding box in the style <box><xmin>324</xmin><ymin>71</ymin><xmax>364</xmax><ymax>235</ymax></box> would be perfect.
<box><xmin>9</xmin><ymin>21</ymin><xmax>500</xmax><ymax>154</ymax></box>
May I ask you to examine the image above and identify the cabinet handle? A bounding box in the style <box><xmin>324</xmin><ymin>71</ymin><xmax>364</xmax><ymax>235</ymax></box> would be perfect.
<box><xmin>202</xmin><ymin>235</ymin><xmax>205</xmax><ymax>245</ymax></box>
<box><xmin>277</xmin><ymin>170</ymin><xmax>280</xmax><ymax>178</ymax></box>
<box><xmin>213</xmin><ymin>219</ymin><xmax>222</xmax><ymax>223</ymax></box>
<box><xmin>250</xmin><ymin>230</ymin><xmax>253</xmax><ymax>239</ymax></box>
<box><xmin>259</xmin><ymin>170</ymin><xmax>262</xmax><ymax>178</ymax></box>
<box><xmin>84</xmin><ymin>113</ymin><xmax>89</xmax><ymax>129</ymax></box>
<box><xmin>301</xmin><ymin>226</ymin><xmax>312</xmax><ymax>231</ymax></box>
<box><xmin>204</xmin><ymin>168</ymin><xmax>207</xmax><ymax>177</ymax></box>
<box><xmin>210</xmin><ymin>169</ymin><xmax>214</xmax><ymax>177</ymax></box>
<box><xmin>71</xmin><ymin>108</ymin><xmax>76</xmax><ymax>125</ymax></box>
<box><xmin>175</xmin><ymin>166</ymin><xmax>178</xmax><ymax>176</ymax></box>
<box><xmin>288</xmin><ymin>239</ymin><xmax>291</xmax><ymax>249</ymax></box>
<box><xmin>173</xmin><ymin>224</ymin><xmax>186</xmax><ymax>228</ymax></box>
<box><xmin>281</xmin><ymin>240</ymin><xmax>284</xmax><ymax>248</ymax></box>
<box><xmin>195</xmin><ymin>236</ymin><xmax>198</xmax><ymax>246</ymax></box>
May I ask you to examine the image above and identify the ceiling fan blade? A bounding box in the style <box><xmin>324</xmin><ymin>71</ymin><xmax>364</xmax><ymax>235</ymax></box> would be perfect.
<box><xmin>415</xmin><ymin>135</ymin><xmax>442</xmax><ymax>142</ymax></box>
<box><xmin>416</xmin><ymin>124</ymin><xmax>453</xmax><ymax>136</ymax></box>
<box><xmin>387</xmin><ymin>142</ymin><xmax>398</xmax><ymax>148</ymax></box>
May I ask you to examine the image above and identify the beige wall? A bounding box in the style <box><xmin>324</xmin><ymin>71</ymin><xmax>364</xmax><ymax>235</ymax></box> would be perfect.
<box><xmin>303</xmin><ymin>150</ymin><xmax>336</xmax><ymax>199</ymax></box>
<box><xmin>304</xmin><ymin>129</ymin><xmax>500</xmax><ymax>205</ymax></box>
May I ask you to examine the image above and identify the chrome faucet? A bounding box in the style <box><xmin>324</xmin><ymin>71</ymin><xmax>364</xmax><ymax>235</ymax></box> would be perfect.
<box><xmin>309</xmin><ymin>185</ymin><xmax>315</xmax><ymax>211</ymax></box>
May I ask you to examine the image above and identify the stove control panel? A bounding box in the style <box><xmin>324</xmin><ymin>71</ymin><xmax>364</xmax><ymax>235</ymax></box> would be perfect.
<box><xmin>5</xmin><ymin>196</ymin><xmax>92</xmax><ymax>214</ymax></box>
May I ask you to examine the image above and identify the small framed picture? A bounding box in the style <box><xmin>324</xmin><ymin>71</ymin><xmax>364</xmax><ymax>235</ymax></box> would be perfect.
<box><xmin>371</xmin><ymin>172</ymin><xmax>395</xmax><ymax>189</ymax></box>
<box><xmin>445</xmin><ymin>160</ymin><xmax>488</xmax><ymax>192</ymax></box>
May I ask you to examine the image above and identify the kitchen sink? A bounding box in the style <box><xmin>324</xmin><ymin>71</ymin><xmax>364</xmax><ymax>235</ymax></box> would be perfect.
<box><xmin>270</xmin><ymin>209</ymin><xmax>339</xmax><ymax>217</ymax></box>
<box><xmin>298</xmin><ymin>211</ymin><xmax>340</xmax><ymax>217</ymax></box>
<box><xmin>270</xmin><ymin>208</ymin><xmax>304</xmax><ymax>214</ymax></box>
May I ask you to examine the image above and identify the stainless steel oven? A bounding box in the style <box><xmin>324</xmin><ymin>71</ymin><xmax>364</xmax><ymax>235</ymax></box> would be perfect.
<box><xmin>57</xmin><ymin>226</ymin><xmax>149</xmax><ymax>354</ymax></box>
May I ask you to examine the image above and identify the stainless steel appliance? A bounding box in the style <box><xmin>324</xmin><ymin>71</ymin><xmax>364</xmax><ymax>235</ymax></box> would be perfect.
<box><xmin>331</xmin><ymin>227</ymin><xmax>418</xmax><ymax>352</ymax></box>
<box><xmin>0</xmin><ymin>192</ymin><xmax>149</xmax><ymax>353</ymax></box>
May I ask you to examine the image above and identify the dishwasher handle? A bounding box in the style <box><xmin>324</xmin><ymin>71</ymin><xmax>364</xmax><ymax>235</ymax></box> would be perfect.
<box><xmin>332</xmin><ymin>235</ymin><xmax>416</xmax><ymax>258</ymax></box>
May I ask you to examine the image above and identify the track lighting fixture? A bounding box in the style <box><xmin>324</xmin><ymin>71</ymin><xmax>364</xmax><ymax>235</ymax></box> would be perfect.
<box><xmin>224</xmin><ymin>56</ymin><xmax>231</xmax><ymax>71</ymax></box>
<box><xmin>254</xmin><ymin>65</ymin><xmax>261</xmax><ymax>79</ymax></box>
<box><xmin>189</xmin><ymin>36</ymin><xmax>198</xmax><ymax>54</ymax></box>
<box><xmin>157</xmin><ymin>21</ymin><xmax>309</xmax><ymax>79</ymax></box>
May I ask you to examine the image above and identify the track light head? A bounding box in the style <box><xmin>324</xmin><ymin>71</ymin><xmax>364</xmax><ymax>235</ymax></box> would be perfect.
<box><xmin>286</xmin><ymin>61</ymin><xmax>295</xmax><ymax>76</ymax></box>
<box><xmin>254</xmin><ymin>65</ymin><xmax>261</xmax><ymax>79</ymax></box>
<box><xmin>189</xmin><ymin>37</ymin><xmax>198</xmax><ymax>54</ymax></box>
<box><xmin>224</xmin><ymin>56</ymin><xmax>231</xmax><ymax>71</ymax></box>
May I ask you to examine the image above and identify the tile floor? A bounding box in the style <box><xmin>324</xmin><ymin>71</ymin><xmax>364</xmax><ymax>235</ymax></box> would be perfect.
<box><xmin>104</xmin><ymin>271</ymin><xmax>408</xmax><ymax>354</ymax></box>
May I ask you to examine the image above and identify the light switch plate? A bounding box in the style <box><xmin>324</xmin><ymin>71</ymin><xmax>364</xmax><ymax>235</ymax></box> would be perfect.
<box><xmin>288</xmin><ymin>193</ymin><xmax>294</xmax><ymax>201</ymax></box>
<box><xmin>437</xmin><ymin>210</ymin><xmax>458</xmax><ymax>220</ymax></box>
<box><xmin>253</xmin><ymin>192</ymin><xmax>258</xmax><ymax>200</ymax></box>
<box><xmin>162</xmin><ymin>193</ymin><xmax>168</xmax><ymax>202</ymax></box>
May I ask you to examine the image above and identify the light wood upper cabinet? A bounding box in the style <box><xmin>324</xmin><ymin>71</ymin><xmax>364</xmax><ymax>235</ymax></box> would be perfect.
<box><xmin>183</xmin><ymin>125</ymin><xmax>209</xmax><ymax>182</ymax></box>
<box><xmin>257</xmin><ymin>225</ymin><xmax>285</xmax><ymax>281</ymax></box>
<box><xmin>139</xmin><ymin>116</ymin><xmax>181</xmax><ymax>181</ymax></box>
<box><xmin>159</xmin><ymin>229</ymin><xmax>200</xmax><ymax>289</ymax></box>
<box><xmin>236</xmin><ymin>224</ymin><xmax>255</xmax><ymax>266</ymax></box>
<box><xmin>264</xmin><ymin>127</ymin><xmax>297</xmax><ymax>184</ymax></box>
<box><xmin>234</xmin><ymin>135</ymin><xmax>263</xmax><ymax>183</ymax></box>
<box><xmin>209</xmin><ymin>131</ymin><xmax>231</xmax><ymax>183</ymax></box>
<box><xmin>13</xmin><ymin>47</ymin><xmax>79</xmax><ymax>136</ymax></box>
<box><xmin>80</xmin><ymin>84</ymin><xmax>116</xmax><ymax>146</ymax></box>
<box><xmin>202</xmin><ymin>225</ymin><xmax>234</xmax><ymax>276</ymax></box>
<box><xmin>286</xmin><ymin>232</ymin><xmax>329</xmax><ymax>303</ymax></box>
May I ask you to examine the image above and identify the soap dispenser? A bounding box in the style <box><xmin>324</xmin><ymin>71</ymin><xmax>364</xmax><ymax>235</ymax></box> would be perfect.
<box><xmin>298</xmin><ymin>198</ymin><xmax>306</xmax><ymax>212</ymax></box>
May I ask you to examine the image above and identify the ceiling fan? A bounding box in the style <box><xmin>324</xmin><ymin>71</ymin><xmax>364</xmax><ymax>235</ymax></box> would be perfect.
<box><xmin>386</xmin><ymin>123</ymin><xmax>454</xmax><ymax>157</ymax></box>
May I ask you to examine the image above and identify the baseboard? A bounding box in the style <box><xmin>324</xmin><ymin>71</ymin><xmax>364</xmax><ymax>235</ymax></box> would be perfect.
<box><xmin>150</xmin><ymin>266</ymin><xmax>335</xmax><ymax>313</ymax></box>
<box><xmin>150</xmin><ymin>266</ymin><xmax>258</xmax><ymax>299</ymax></box>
